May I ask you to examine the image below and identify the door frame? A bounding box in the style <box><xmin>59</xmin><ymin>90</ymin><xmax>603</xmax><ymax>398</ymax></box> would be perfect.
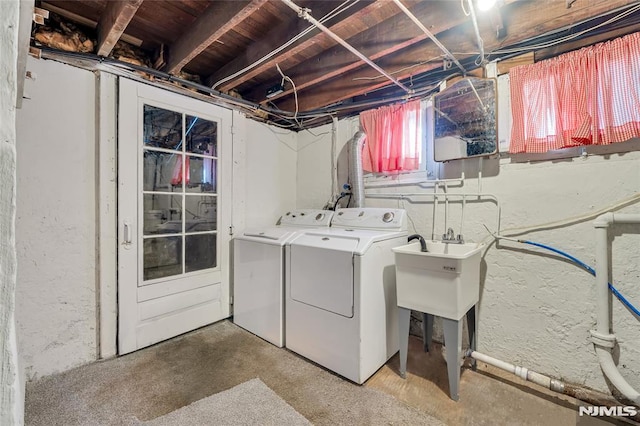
<box><xmin>109</xmin><ymin>77</ymin><xmax>236</xmax><ymax>358</ymax></box>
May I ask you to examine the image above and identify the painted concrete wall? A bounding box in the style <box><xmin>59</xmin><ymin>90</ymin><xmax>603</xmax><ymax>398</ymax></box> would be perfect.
<box><xmin>296</xmin><ymin>117</ymin><xmax>640</xmax><ymax>395</ymax></box>
<box><xmin>297</xmin><ymin>120</ymin><xmax>359</xmax><ymax>210</ymax></box>
<box><xmin>15</xmin><ymin>58</ymin><xmax>97</xmax><ymax>380</ymax></box>
<box><xmin>1</xmin><ymin>2</ymin><xmax>23</xmax><ymax>424</ymax></box>
<box><xmin>241</xmin><ymin>117</ymin><xmax>297</xmax><ymax>228</ymax></box>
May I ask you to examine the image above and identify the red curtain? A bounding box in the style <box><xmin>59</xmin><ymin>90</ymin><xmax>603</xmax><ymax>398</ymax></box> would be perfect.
<box><xmin>510</xmin><ymin>32</ymin><xmax>640</xmax><ymax>153</ymax></box>
<box><xmin>360</xmin><ymin>99</ymin><xmax>422</xmax><ymax>173</ymax></box>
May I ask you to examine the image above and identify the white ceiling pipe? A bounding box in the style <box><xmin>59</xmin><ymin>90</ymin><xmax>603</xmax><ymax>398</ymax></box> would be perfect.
<box><xmin>592</xmin><ymin>212</ymin><xmax>640</xmax><ymax>404</ymax></box>
<box><xmin>281</xmin><ymin>0</ymin><xmax>413</xmax><ymax>94</ymax></box>
<box><xmin>391</xmin><ymin>0</ymin><xmax>467</xmax><ymax>74</ymax></box>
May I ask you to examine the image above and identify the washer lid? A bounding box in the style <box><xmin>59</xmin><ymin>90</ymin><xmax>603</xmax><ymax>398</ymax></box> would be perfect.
<box><xmin>236</xmin><ymin>227</ymin><xmax>297</xmax><ymax>245</ymax></box>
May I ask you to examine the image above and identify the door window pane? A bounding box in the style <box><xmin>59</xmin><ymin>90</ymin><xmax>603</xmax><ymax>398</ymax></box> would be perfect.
<box><xmin>186</xmin><ymin>115</ymin><xmax>217</xmax><ymax>156</ymax></box>
<box><xmin>185</xmin><ymin>196</ymin><xmax>216</xmax><ymax>232</ymax></box>
<box><xmin>185</xmin><ymin>234</ymin><xmax>217</xmax><ymax>273</ymax></box>
<box><xmin>144</xmin><ymin>236</ymin><xmax>182</xmax><ymax>280</ymax></box>
<box><xmin>143</xmin><ymin>151</ymin><xmax>182</xmax><ymax>191</ymax></box>
<box><xmin>143</xmin><ymin>194</ymin><xmax>182</xmax><ymax>234</ymax></box>
<box><xmin>144</xmin><ymin>105</ymin><xmax>183</xmax><ymax>150</ymax></box>
<box><xmin>186</xmin><ymin>156</ymin><xmax>216</xmax><ymax>193</ymax></box>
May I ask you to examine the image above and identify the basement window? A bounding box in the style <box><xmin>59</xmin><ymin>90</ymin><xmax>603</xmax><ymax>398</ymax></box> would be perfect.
<box><xmin>363</xmin><ymin>99</ymin><xmax>435</xmax><ymax>186</ymax></box>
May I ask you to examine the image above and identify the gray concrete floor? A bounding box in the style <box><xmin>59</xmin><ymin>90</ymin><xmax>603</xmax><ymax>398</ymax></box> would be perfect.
<box><xmin>25</xmin><ymin>320</ymin><xmax>628</xmax><ymax>425</ymax></box>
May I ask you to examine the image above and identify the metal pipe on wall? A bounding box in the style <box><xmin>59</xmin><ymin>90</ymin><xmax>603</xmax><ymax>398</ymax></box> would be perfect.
<box><xmin>348</xmin><ymin>131</ymin><xmax>367</xmax><ymax>207</ymax></box>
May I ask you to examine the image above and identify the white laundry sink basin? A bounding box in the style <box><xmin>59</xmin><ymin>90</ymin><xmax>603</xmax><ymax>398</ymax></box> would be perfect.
<box><xmin>392</xmin><ymin>241</ymin><xmax>483</xmax><ymax>320</ymax></box>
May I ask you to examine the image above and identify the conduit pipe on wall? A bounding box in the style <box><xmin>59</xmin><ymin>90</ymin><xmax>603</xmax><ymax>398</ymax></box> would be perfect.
<box><xmin>363</xmin><ymin>173</ymin><xmax>466</xmax><ymax>189</ymax></box>
<box><xmin>348</xmin><ymin>131</ymin><xmax>367</xmax><ymax>208</ymax></box>
<box><xmin>365</xmin><ymin>192</ymin><xmax>501</xmax><ymax>237</ymax></box>
<box><xmin>281</xmin><ymin>0</ymin><xmax>413</xmax><ymax>94</ymax></box>
<box><xmin>593</xmin><ymin>213</ymin><xmax>640</xmax><ymax>405</ymax></box>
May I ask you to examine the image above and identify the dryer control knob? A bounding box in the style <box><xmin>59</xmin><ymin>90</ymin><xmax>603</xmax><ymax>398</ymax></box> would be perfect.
<box><xmin>315</xmin><ymin>213</ymin><xmax>325</xmax><ymax>221</ymax></box>
<box><xmin>382</xmin><ymin>212</ymin><xmax>394</xmax><ymax>223</ymax></box>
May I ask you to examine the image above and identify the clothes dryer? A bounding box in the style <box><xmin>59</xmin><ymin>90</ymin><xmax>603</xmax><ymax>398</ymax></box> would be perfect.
<box><xmin>285</xmin><ymin>208</ymin><xmax>407</xmax><ymax>383</ymax></box>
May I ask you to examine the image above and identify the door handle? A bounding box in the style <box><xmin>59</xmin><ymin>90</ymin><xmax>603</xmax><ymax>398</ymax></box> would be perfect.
<box><xmin>123</xmin><ymin>222</ymin><xmax>132</xmax><ymax>246</ymax></box>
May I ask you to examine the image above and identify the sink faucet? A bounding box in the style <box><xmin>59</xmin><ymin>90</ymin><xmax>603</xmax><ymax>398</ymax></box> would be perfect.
<box><xmin>442</xmin><ymin>227</ymin><xmax>464</xmax><ymax>244</ymax></box>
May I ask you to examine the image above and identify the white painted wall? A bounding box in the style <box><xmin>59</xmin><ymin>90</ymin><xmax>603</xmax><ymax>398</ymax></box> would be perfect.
<box><xmin>15</xmin><ymin>58</ymin><xmax>97</xmax><ymax>380</ymax></box>
<box><xmin>240</xmin><ymin>116</ymin><xmax>298</xmax><ymax>228</ymax></box>
<box><xmin>297</xmin><ymin>119</ymin><xmax>359</xmax><ymax>210</ymax></box>
<box><xmin>1</xmin><ymin>2</ymin><xmax>23</xmax><ymax>424</ymax></box>
<box><xmin>296</xmin><ymin>116</ymin><xmax>640</xmax><ymax>395</ymax></box>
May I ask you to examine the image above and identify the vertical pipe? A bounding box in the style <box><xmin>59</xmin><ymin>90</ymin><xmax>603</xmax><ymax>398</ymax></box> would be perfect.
<box><xmin>348</xmin><ymin>131</ymin><xmax>366</xmax><ymax>207</ymax></box>
<box><xmin>594</xmin><ymin>222</ymin><xmax>610</xmax><ymax>334</ymax></box>
<box><xmin>432</xmin><ymin>183</ymin><xmax>439</xmax><ymax>241</ymax></box>
<box><xmin>478</xmin><ymin>156</ymin><xmax>483</xmax><ymax>195</ymax></box>
<box><xmin>460</xmin><ymin>195</ymin><xmax>466</xmax><ymax>239</ymax></box>
<box><xmin>444</xmin><ymin>183</ymin><xmax>449</xmax><ymax>234</ymax></box>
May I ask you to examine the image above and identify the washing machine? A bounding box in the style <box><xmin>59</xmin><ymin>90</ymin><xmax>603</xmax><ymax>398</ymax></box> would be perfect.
<box><xmin>233</xmin><ymin>209</ymin><xmax>333</xmax><ymax>347</ymax></box>
<box><xmin>285</xmin><ymin>208</ymin><xmax>408</xmax><ymax>384</ymax></box>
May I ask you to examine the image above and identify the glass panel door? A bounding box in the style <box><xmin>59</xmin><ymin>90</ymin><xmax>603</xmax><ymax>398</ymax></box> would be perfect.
<box><xmin>142</xmin><ymin>105</ymin><xmax>219</xmax><ymax>282</ymax></box>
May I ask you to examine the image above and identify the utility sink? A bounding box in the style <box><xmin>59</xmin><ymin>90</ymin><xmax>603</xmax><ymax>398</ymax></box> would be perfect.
<box><xmin>392</xmin><ymin>241</ymin><xmax>483</xmax><ymax>320</ymax></box>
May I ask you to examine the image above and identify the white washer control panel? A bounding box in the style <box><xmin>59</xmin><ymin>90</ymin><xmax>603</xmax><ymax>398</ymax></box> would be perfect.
<box><xmin>332</xmin><ymin>208</ymin><xmax>407</xmax><ymax>230</ymax></box>
<box><xmin>279</xmin><ymin>209</ymin><xmax>333</xmax><ymax>227</ymax></box>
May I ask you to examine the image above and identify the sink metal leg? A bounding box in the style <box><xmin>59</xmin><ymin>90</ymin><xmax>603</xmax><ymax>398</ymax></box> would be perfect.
<box><xmin>398</xmin><ymin>307</ymin><xmax>411</xmax><ymax>379</ymax></box>
<box><xmin>466</xmin><ymin>305</ymin><xmax>477</xmax><ymax>370</ymax></box>
<box><xmin>421</xmin><ymin>313</ymin><xmax>434</xmax><ymax>352</ymax></box>
<box><xmin>442</xmin><ymin>317</ymin><xmax>463</xmax><ymax>401</ymax></box>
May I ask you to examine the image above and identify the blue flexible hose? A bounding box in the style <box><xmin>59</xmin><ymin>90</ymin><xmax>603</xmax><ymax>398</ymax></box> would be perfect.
<box><xmin>521</xmin><ymin>240</ymin><xmax>640</xmax><ymax>318</ymax></box>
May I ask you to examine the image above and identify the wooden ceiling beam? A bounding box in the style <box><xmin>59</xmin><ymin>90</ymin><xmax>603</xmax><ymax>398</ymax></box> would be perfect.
<box><xmin>165</xmin><ymin>0</ymin><xmax>268</xmax><ymax>75</ymax></box>
<box><xmin>206</xmin><ymin>1</ymin><xmax>342</xmax><ymax>91</ymax></box>
<box><xmin>277</xmin><ymin>0</ymin><xmax>639</xmax><ymax>112</ymax></box>
<box><xmin>96</xmin><ymin>0</ymin><xmax>143</xmax><ymax>57</ymax></box>
<box><xmin>247</xmin><ymin>0</ymin><xmax>465</xmax><ymax>104</ymax></box>
<box><xmin>208</xmin><ymin>0</ymin><xmax>400</xmax><ymax>92</ymax></box>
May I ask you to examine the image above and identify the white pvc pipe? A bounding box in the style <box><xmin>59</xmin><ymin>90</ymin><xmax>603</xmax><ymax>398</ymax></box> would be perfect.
<box><xmin>366</xmin><ymin>191</ymin><xmax>501</xmax><ymax>235</ymax></box>
<box><xmin>592</xmin><ymin>212</ymin><xmax>640</xmax><ymax>404</ymax></box>
<box><xmin>363</xmin><ymin>173</ymin><xmax>465</xmax><ymax>189</ymax></box>
<box><xmin>444</xmin><ymin>183</ymin><xmax>449</xmax><ymax>235</ymax></box>
<box><xmin>468</xmin><ymin>351</ymin><xmax>564</xmax><ymax>393</ymax></box>
<box><xmin>432</xmin><ymin>183</ymin><xmax>439</xmax><ymax>241</ymax></box>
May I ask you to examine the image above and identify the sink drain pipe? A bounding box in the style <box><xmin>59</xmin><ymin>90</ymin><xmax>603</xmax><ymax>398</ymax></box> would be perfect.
<box><xmin>464</xmin><ymin>350</ymin><xmax>621</xmax><ymax>405</ymax></box>
<box><xmin>466</xmin><ymin>350</ymin><xmax>566</xmax><ymax>393</ymax></box>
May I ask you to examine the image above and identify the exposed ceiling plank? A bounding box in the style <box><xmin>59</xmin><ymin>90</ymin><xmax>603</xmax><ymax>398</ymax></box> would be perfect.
<box><xmin>247</xmin><ymin>0</ymin><xmax>464</xmax><ymax>103</ymax></box>
<box><xmin>277</xmin><ymin>0</ymin><xmax>639</xmax><ymax>112</ymax></box>
<box><xmin>96</xmin><ymin>0</ymin><xmax>143</xmax><ymax>57</ymax></box>
<box><xmin>40</xmin><ymin>1</ymin><xmax>144</xmax><ymax>47</ymax></box>
<box><xmin>206</xmin><ymin>1</ymin><xmax>358</xmax><ymax>91</ymax></box>
<box><xmin>165</xmin><ymin>0</ymin><xmax>268</xmax><ymax>75</ymax></box>
<box><xmin>207</xmin><ymin>0</ymin><xmax>399</xmax><ymax>92</ymax></box>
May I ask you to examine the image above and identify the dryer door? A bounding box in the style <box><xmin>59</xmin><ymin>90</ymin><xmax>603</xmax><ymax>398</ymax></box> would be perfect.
<box><xmin>289</xmin><ymin>235</ymin><xmax>357</xmax><ymax>318</ymax></box>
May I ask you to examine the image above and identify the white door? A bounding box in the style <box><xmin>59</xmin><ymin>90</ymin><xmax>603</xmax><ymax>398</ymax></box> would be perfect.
<box><xmin>118</xmin><ymin>79</ymin><xmax>232</xmax><ymax>354</ymax></box>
